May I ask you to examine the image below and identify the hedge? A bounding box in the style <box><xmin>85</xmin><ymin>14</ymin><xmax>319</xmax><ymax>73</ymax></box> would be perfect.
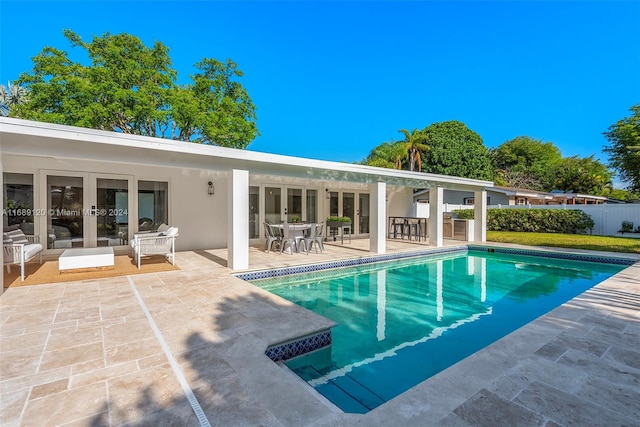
<box><xmin>453</xmin><ymin>208</ymin><xmax>594</xmax><ymax>234</ymax></box>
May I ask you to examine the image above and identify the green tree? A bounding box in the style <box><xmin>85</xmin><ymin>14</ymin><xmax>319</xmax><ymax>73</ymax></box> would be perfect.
<box><xmin>490</xmin><ymin>136</ymin><xmax>562</xmax><ymax>190</ymax></box>
<box><xmin>0</xmin><ymin>81</ymin><xmax>29</xmax><ymax>116</ymax></box>
<box><xmin>420</xmin><ymin>120</ymin><xmax>493</xmax><ymax>180</ymax></box>
<box><xmin>13</xmin><ymin>30</ymin><xmax>258</xmax><ymax>149</ymax></box>
<box><xmin>549</xmin><ymin>155</ymin><xmax>613</xmax><ymax>195</ymax></box>
<box><xmin>398</xmin><ymin>128</ymin><xmax>430</xmax><ymax>172</ymax></box>
<box><xmin>603</xmin><ymin>104</ymin><xmax>640</xmax><ymax>192</ymax></box>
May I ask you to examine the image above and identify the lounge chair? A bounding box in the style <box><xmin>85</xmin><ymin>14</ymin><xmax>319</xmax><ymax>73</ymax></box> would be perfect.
<box><xmin>131</xmin><ymin>226</ymin><xmax>178</xmax><ymax>269</ymax></box>
<box><xmin>3</xmin><ymin>227</ymin><xmax>43</xmax><ymax>281</ymax></box>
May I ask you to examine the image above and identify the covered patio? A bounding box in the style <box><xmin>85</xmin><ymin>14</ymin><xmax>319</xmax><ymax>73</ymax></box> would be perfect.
<box><xmin>1</xmin><ymin>117</ymin><xmax>492</xmax><ymax>280</ymax></box>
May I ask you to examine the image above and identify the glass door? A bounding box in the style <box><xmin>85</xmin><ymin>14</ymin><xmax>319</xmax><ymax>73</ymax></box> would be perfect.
<box><xmin>286</xmin><ymin>188</ymin><xmax>303</xmax><ymax>222</ymax></box>
<box><xmin>306</xmin><ymin>190</ymin><xmax>318</xmax><ymax>223</ymax></box>
<box><xmin>358</xmin><ymin>193</ymin><xmax>370</xmax><ymax>234</ymax></box>
<box><xmin>264</xmin><ymin>186</ymin><xmax>282</xmax><ymax>224</ymax></box>
<box><xmin>95</xmin><ymin>177</ymin><xmax>130</xmax><ymax>247</ymax></box>
<box><xmin>47</xmin><ymin>175</ymin><xmax>84</xmax><ymax>249</ymax></box>
<box><xmin>342</xmin><ymin>192</ymin><xmax>355</xmax><ymax>235</ymax></box>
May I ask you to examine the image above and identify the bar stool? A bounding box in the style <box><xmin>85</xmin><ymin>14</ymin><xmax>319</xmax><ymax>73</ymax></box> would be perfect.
<box><xmin>407</xmin><ymin>219</ymin><xmax>421</xmax><ymax>241</ymax></box>
<box><xmin>391</xmin><ymin>218</ymin><xmax>404</xmax><ymax>238</ymax></box>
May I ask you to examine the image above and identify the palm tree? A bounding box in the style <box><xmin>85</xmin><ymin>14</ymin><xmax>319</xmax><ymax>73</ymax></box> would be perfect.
<box><xmin>0</xmin><ymin>81</ymin><xmax>29</xmax><ymax>116</ymax></box>
<box><xmin>362</xmin><ymin>141</ymin><xmax>406</xmax><ymax>170</ymax></box>
<box><xmin>398</xmin><ymin>128</ymin><xmax>429</xmax><ymax>172</ymax></box>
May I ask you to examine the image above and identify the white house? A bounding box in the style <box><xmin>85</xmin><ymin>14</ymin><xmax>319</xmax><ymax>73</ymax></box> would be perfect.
<box><xmin>1</xmin><ymin>118</ymin><xmax>493</xmax><ymax>271</ymax></box>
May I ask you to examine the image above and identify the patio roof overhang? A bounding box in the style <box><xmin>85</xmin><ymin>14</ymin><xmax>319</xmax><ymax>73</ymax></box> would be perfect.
<box><xmin>0</xmin><ymin>118</ymin><xmax>493</xmax><ymax>192</ymax></box>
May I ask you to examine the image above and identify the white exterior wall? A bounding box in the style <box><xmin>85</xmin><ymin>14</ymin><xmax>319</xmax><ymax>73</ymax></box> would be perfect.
<box><xmin>4</xmin><ymin>154</ymin><xmax>387</xmax><ymax>252</ymax></box>
<box><xmin>387</xmin><ymin>187</ymin><xmax>414</xmax><ymax>217</ymax></box>
<box><xmin>3</xmin><ymin>154</ymin><xmax>228</xmax><ymax>251</ymax></box>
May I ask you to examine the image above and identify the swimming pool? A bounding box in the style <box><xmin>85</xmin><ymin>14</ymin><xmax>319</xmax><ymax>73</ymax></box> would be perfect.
<box><xmin>250</xmin><ymin>249</ymin><xmax>628</xmax><ymax>413</ymax></box>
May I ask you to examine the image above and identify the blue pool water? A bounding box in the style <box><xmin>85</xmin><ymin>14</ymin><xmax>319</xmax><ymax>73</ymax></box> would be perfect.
<box><xmin>252</xmin><ymin>251</ymin><xmax>626</xmax><ymax>413</ymax></box>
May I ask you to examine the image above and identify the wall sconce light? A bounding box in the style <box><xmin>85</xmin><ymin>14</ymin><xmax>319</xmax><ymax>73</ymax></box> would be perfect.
<box><xmin>207</xmin><ymin>181</ymin><xmax>215</xmax><ymax>195</ymax></box>
<box><xmin>325</xmin><ymin>188</ymin><xmax>330</xmax><ymax>199</ymax></box>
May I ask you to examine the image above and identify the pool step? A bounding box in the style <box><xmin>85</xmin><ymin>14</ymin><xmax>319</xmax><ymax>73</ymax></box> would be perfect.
<box><xmin>311</xmin><ymin>371</ymin><xmax>385</xmax><ymax>413</ymax></box>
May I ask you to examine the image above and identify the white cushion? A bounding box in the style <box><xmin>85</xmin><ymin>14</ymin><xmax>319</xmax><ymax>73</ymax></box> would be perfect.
<box><xmin>164</xmin><ymin>227</ymin><xmax>178</xmax><ymax>237</ymax></box>
<box><xmin>157</xmin><ymin>223</ymin><xmax>170</xmax><ymax>233</ymax></box>
<box><xmin>23</xmin><ymin>244</ymin><xmax>43</xmax><ymax>260</ymax></box>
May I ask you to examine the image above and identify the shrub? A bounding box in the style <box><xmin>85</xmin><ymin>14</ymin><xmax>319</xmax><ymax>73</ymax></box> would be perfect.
<box><xmin>620</xmin><ymin>221</ymin><xmax>634</xmax><ymax>233</ymax></box>
<box><xmin>452</xmin><ymin>208</ymin><xmax>594</xmax><ymax>234</ymax></box>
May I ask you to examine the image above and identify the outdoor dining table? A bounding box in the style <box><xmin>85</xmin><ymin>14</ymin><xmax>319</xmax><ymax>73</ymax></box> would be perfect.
<box><xmin>271</xmin><ymin>223</ymin><xmax>312</xmax><ymax>252</ymax></box>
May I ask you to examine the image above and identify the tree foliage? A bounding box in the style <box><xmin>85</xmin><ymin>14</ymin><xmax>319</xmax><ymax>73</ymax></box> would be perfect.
<box><xmin>13</xmin><ymin>30</ymin><xmax>258</xmax><ymax>149</ymax></box>
<box><xmin>603</xmin><ymin>104</ymin><xmax>640</xmax><ymax>192</ymax></box>
<box><xmin>421</xmin><ymin>120</ymin><xmax>493</xmax><ymax>180</ymax></box>
<box><xmin>362</xmin><ymin>141</ymin><xmax>405</xmax><ymax>169</ymax></box>
<box><xmin>490</xmin><ymin>136</ymin><xmax>562</xmax><ymax>190</ymax></box>
<box><xmin>0</xmin><ymin>81</ymin><xmax>29</xmax><ymax>116</ymax></box>
<box><xmin>398</xmin><ymin>128</ymin><xmax>429</xmax><ymax>172</ymax></box>
<box><xmin>549</xmin><ymin>155</ymin><xmax>612</xmax><ymax>195</ymax></box>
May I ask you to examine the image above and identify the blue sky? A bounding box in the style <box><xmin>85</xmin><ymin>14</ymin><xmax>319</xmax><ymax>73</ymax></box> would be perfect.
<box><xmin>1</xmin><ymin>1</ymin><xmax>639</xmax><ymax>168</ymax></box>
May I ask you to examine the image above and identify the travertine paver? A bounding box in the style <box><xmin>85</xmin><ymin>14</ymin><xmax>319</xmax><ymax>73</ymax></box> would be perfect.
<box><xmin>1</xmin><ymin>241</ymin><xmax>639</xmax><ymax>426</ymax></box>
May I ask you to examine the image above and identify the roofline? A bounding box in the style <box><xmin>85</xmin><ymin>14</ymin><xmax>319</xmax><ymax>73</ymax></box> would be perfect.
<box><xmin>0</xmin><ymin>117</ymin><xmax>494</xmax><ymax>189</ymax></box>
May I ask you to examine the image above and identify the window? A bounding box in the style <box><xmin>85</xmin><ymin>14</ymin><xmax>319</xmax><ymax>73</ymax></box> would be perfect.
<box><xmin>3</xmin><ymin>173</ymin><xmax>34</xmax><ymax>229</ymax></box>
<box><xmin>138</xmin><ymin>181</ymin><xmax>168</xmax><ymax>231</ymax></box>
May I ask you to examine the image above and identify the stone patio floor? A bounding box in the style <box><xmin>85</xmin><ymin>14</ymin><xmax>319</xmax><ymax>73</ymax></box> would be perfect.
<box><xmin>1</xmin><ymin>239</ymin><xmax>639</xmax><ymax>426</ymax></box>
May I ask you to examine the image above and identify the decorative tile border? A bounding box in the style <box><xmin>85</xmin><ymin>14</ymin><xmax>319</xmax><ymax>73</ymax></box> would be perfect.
<box><xmin>467</xmin><ymin>245</ymin><xmax>636</xmax><ymax>266</ymax></box>
<box><xmin>265</xmin><ymin>330</ymin><xmax>332</xmax><ymax>362</ymax></box>
<box><xmin>234</xmin><ymin>245</ymin><xmax>467</xmax><ymax>282</ymax></box>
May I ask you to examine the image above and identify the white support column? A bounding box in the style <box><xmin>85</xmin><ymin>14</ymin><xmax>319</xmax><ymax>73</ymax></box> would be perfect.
<box><xmin>370</xmin><ymin>181</ymin><xmax>386</xmax><ymax>254</ymax></box>
<box><xmin>474</xmin><ymin>189</ymin><xmax>487</xmax><ymax>242</ymax></box>
<box><xmin>429</xmin><ymin>187</ymin><xmax>444</xmax><ymax>247</ymax></box>
<box><xmin>228</xmin><ymin>169</ymin><xmax>249</xmax><ymax>271</ymax></box>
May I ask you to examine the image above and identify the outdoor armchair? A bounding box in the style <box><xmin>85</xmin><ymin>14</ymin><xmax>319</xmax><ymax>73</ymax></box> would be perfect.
<box><xmin>131</xmin><ymin>226</ymin><xmax>178</xmax><ymax>269</ymax></box>
<box><xmin>3</xmin><ymin>228</ymin><xmax>43</xmax><ymax>281</ymax></box>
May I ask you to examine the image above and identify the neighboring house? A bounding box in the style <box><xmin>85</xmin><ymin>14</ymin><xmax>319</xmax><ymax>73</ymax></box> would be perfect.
<box><xmin>414</xmin><ymin>186</ymin><xmax>607</xmax><ymax>207</ymax></box>
<box><xmin>547</xmin><ymin>190</ymin><xmax>608</xmax><ymax>205</ymax></box>
<box><xmin>1</xmin><ymin>118</ymin><xmax>493</xmax><ymax>271</ymax></box>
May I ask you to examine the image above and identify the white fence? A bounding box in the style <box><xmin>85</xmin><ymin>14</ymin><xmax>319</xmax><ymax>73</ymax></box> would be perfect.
<box><xmin>413</xmin><ymin>202</ymin><xmax>640</xmax><ymax>236</ymax></box>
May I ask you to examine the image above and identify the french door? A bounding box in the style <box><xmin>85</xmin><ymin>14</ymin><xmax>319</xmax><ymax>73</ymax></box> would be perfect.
<box><xmin>328</xmin><ymin>191</ymin><xmax>370</xmax><ymax>235</ymax></box>
<box><xmin>261</xmin><ymin>186</ymin><xmax>319</xmax><ymax>240</ymax></box>
<box><xmin>42</xmin><ymin>171</ymin><xmax>133</xmax><ymax>249</ymax></box>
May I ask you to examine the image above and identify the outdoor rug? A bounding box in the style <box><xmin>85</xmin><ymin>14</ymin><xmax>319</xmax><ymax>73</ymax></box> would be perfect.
<box><xmin>3</xmin><ymin>254</ymin><xmax>180</xmax><ymax>288</ymax></box>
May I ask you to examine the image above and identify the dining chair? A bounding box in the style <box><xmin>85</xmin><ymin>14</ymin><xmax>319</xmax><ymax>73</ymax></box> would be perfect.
<box><xmin>302</xmin><ymin>223</ymin><xmax>323</xmax><ymax>254</ymax></box>
<box><xmin>280</xmin><ymin>223</ymin><xmax>298</xmax><ymax>254</ymax></box>
<box><xmin>264</xmin><ymin>222</ymin><xmax>281</xmax><ymax>253</ymax></box>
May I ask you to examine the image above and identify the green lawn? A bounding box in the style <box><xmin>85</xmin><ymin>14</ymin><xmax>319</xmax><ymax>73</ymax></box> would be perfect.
<box><xmin>486</xmin><ymin>231</ymin><xmax>640</xmax><ymax>254</ymax></box>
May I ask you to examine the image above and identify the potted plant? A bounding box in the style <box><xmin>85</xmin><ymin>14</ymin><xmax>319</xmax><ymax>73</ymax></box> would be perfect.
<box><xmin>326</xmin><ymin>216</ymin><xmax>352</xmax><ymax>242</ymax></box>
<box><xmin>326</xmin><ymin>216</ymin><xmax>352</xmax><ymax>228</ymax></box>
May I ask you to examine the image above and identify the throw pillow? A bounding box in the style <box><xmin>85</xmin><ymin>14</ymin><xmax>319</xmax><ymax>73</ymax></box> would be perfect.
<box><xmin>7</xmin><ymin>229</ymin><xmax>29</xmax><ymax>245</ymax></box>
